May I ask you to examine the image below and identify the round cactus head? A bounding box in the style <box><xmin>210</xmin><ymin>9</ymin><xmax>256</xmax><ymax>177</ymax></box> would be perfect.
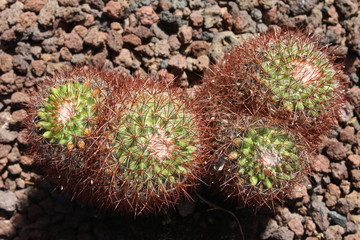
<box><xmin>259</xmin><ymin>31</ymin><xmax>339</xmax><ymax>116</ymax></box>
<box><xmin>227</xmin><ymin>126</ymin><xmax>302</xmax><ymax>190</ymax></box>
<box><xmin>37</xmin><ymin>81</ymin><xmax>98</xmax><ymax>150</ymax></box>
<box><xmin>219</xmin><ymin>124</ymin><xmax>308</xmax><ymax>208</ymax></box>
<box><xmin>101</xmin><ymin>78</ymin><xmax>205</xmax><ymax>215</ymax></box>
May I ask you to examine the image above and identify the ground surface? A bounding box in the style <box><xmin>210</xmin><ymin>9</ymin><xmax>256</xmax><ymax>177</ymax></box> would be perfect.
<box><xmin>0</xmin><ymin>0</ymin><xmax>360</xmax><ymax>239</ymax></box>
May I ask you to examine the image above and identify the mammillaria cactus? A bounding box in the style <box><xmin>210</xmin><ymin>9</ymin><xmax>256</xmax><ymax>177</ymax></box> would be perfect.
<box><xmin>102</xmin><ymin>78</ymin><xmax>206</xmax><ymax>215</ymax></box>
<box><xmin>201</xmin><ymin>29</ymin><xmax>345</xmax><ymax>136</ymax></box>
<box><xmin>28</xmin><ymin>67</ymin><xmax>208</xmax><ymax>215</ymax></box>
<box><xmin>221</xmin><ymin>124</ymin><xmax>309</xmax><ymax>207</ymax></box>
<box><xmin>37</xmin><ymin>81</ymin><xmax>97</xmax><ymax>150</ymax></box>
<box><xmin>197</xmin><ymin>29</ymin><xmax>346</xmax><ymax>208</ymax></box>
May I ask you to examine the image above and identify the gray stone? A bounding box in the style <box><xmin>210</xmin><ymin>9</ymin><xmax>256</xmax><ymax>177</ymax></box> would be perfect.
<box><xmin>311</xmin><ymin>200</ymin><xmax>330</xmax><ymax>231</ymax></box>
<box><xmin>335</xmin><ymin>0</ymin><xmax>358</xmax><ymax>18</ymax></box>
<box><xmin>209</xmin><ymin>31</ymin><xmax>239</xmax><ymax>62</ymax></box>
<box><xmin>38</xmin><ymin>0</ymin><xmax>59</xmax><ymax>26</ymax></box>
<box><xmin>272</xmin><ymin>226</ymin><xmax>294</xmax><ymax>240</ymax></box>
<box><xmin>203</xmin><ymin>5</ymin><xmax>221</xmax><ymax>29</ymax></box>
<box><xmin>329</xmin><ymin>211</ymin><xmax>347</xmax><ymax>228</ymax></box>
<box><xmin>159</xmin><ymin>11</ymin><xmax>184</xmax><ymax>30</ymax></box>
<box><xmin>331</xmin><ymin>161</ymin><xmax>348</xmax><ymax>180</ymax></box>
<box><xmin>0</xmin><ymin>190</ymin><xmax>17</xmax><ymax>212</ymax></box>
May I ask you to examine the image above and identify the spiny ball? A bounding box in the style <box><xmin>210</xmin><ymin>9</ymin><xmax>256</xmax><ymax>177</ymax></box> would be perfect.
<box><xmin>37</xmin><ymin>81</ymin><xmax>97</xmax><ymax>149</ymax></box>
<box><xmin>259</xmin><ymin>33</ymin><xmax>338</xmax><ymax>116</ymax></box>
<box><xmin>104</xmin><ymin>79</ymin><xmax>205</xmax><ymax>214</ymax></box>
<box><xmin>227</xmin><ymin>126</ymin><xmax>302</xmax><ymax>190</ymax></box>
<box><xmin>113</xmin><ymin>90</ymin><xmax>198</xmax><ymax>194</ymax></box>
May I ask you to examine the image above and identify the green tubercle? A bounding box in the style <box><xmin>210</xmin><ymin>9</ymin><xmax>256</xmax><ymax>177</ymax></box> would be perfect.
<box><xmin>260</xmin><ymin>37</ymin><xmax>337</xmax><ymax>116</ymax></box>
<box><xmin>37</xmin><ymin>82</ymin><xmax>97</xmax><ymax>149</ymax></box>
<box><xmin>113</xmin><ymin>90</ymin><xmax>198</xmax><ymax>194</ymax></box>
<box><xmin>228</xmin><ymin>127</ymin><xmax>301</xmax><ymax>190</ymax></box>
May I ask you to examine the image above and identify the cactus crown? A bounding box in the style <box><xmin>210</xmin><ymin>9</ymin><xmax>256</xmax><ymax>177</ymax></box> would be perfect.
<box><xmin>227</xmin><ymin>126</ymin><xmax>302</xmax><ymax>190</ymax></box>
<box><xmin>37</xmin><ymin>81</ymin><xmax>97</xmax><ymax>149</ymax></box>
<box><xmin>260</xmin><ymin>35</ymin><xmax>337</xmax><ymax>116</ymax></box>
<box><xmin>111</xmin><ymin>88</ymin><xmax>199</xmax><ymax>196</ymax></box>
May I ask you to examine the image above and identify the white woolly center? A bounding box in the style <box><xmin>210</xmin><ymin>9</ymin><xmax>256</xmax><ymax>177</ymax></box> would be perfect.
<box><xmin>58</xmin><ymin>101</ymin><xmax>75</xmax><ymax>124</ymax></box>
<box><xmin>291</xmin><ymin>61</ymin><xmax>321</xmax><ymax>85</ymax></box>
<box><xmin>147</xmin><ymin>129</ymin><xmax>175</xmax><ymax>160</ymax></box>
<box><xmin>260</xmin><ymin>149</ymin><xmax>279</xmax><ymax>168</ymax></box>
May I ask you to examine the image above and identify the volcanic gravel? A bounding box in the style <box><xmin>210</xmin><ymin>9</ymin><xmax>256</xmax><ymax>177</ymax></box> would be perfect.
<box><xmin>0</xmin><ymin>0</ymin><xmax>359</xmax><ymax>239</ymax></box>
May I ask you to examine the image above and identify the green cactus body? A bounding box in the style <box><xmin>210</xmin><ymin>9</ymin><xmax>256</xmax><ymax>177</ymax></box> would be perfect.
<box><xmin>37</xmin><ymin>81</ymin><xmax>97</xmax><ymax>149</ymax></box>
<box><xmin>112</xmin><ymin>90</ymin><xmax>198</xmax><ymax>196</ymax></box>
<box><xmin>260</xmin><ymin>37</ymin><xmax>337</xmax><ymax>116</ymax></box>
<box><xmin>227</xmin><ymin>127</ymin><xmax>301</xmax><ymax>190</ymax></box>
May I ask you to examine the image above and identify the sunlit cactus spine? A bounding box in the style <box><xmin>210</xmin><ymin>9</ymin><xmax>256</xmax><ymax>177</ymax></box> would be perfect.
<box><xmin>101</xmin><ymin>77</ymin><xmax>207</xmax><ymax>215</ymax></box>
<box><xmin>200</xmin><ymin>29</ymin><xmax>346</xmax><ymax>137</ymax></box>
<box><xmin>259</xmin><ymin>31</ymin><xmax>340</xmax><ymax>117</ymax></box>
<box><xmin>220</xmin><ymin>124</ymin><xmax>309</xmax><ymax>207</ymax></box>
<box><xmin>37</xmin><ymin>81</ymin><xmax>97</xmax><ymax>150</ymax></box>
<box><xmin>28</xmin><ymin>67</ymin><xmax>208</xmax><ymax>216</ymax></box>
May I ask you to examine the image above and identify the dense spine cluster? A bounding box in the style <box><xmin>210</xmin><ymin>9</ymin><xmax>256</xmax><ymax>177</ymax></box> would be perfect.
<box><xmin>198</xmin><ymin>29</ymin><xmax>345</xmax><ymax>208</ymax></box>
<box><xmin>28</xmin><ymin>29</ymin><xmax>346</xmax><ymax>215</ymax></box>
<box><xmin>37</xmin><ymin>82</ymin><xmax>97</xmax><ymax>150</ymax></box>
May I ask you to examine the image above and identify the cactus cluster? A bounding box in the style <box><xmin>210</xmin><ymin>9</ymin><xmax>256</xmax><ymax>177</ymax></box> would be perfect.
<box><xmin>28</xmin><ymin>29</ymin><xmax>345</xmax><ymax>215</ymax></box>
<box><xmin>198</xmin><ymin>29</ymin><xmax>345</xmax><ymax>208</ymax></box>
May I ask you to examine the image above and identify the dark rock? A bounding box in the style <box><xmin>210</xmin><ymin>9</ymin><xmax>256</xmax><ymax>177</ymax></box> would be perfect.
<box><xmin>331</xmin><ymin>161</ymin><xmax>348</xmax><ymax>180</ymax></box>
<box><xmin>84</xmin><ymin>0</ymin><xmax>104</xmax><ymax>10</ymax></box>
<box><xmin>325</xmin><ymin>138</ymin><xmax>347</xmax><ymax>161</ymax></box>
<box><xmin>64</xmin><ymin>32</ymin><xmax>83</xmax><ymax>52</ymax></box>
<box><xmin>0</xmin><ymin>190</ymin><xmax>17</xmax><ymax>212</ymax></box>
<box><xmin>12</xmin><ymin>55</ymin><xmax>29</xmax><ymax>75</ymax></box>
<box><xmin>41</xmin><ymin>37</ymin><xmax>59</xmax><ymax>53</ymax></box>
<box><xmin>38</xmin><ymin>0</ymin><xmax>59</xmax><ymax>26</ymax></box>
<box><xmin>288</xmin><ymin>0</ymin><xmax>318</xmax><ymax>15</ymax></box>
<box><xmin>91</xmin><ymin>51</ymin><xmax>107</xmax><ymax>68</ymax></box>
<box><xmin>311</xmin><ymin>200</ymin><xmax>330</xmax><ymax>231</ymax></box>
<box><xmin>233</xmin><ymin>11</ymin><xmax>256</xmax><ymax>34</ymax></box>
<box><xmin>58</xmin><ymin>0</ymin><xmax>79</xmax><ymax>7</ymax></box>
<box><xmin>260</xmin><ymin>218</ymin><xmax>278</xmax><ymax>239</ymax></box>
<box><xmin>106</xmin><ymin>30</ymin><xmax>123</xmax><ymax>53</ymax></box>
<box><xmin>329</xmin><ymin>211</ymin><xmax>348</xmax><ymax>228</ymax></box>
<box><xmin>62</xmin><ymin>7</ymin><xmax>85</xmax><ymax>23</ymax></box>
<box><xmin>160</xmin><ymin>11</ymin><xmax>184</xmax><ymax>30</ymax></box>
<box><xmin>31</xmin><ymin>60</ymin><xmax>46</xmax><ymax>77</ymax></box>
<box><xmin>324</xmin><ymin>225</ymin><xmax>345</xmax><ymax>240</ymax></box>
<box><xmin>272</xmin><ymin>226</ymin><xmax>294</xmax><ymax>240</ymax></box>
<box><xmin>31</xmin><ymin>25</ymin><xmax>54</xmax><ymax>41</ymax></box>
<box><xmin>335</xmin><ymin>0</ymin><xmax>358</xmax><ymax>18</ymax></box>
